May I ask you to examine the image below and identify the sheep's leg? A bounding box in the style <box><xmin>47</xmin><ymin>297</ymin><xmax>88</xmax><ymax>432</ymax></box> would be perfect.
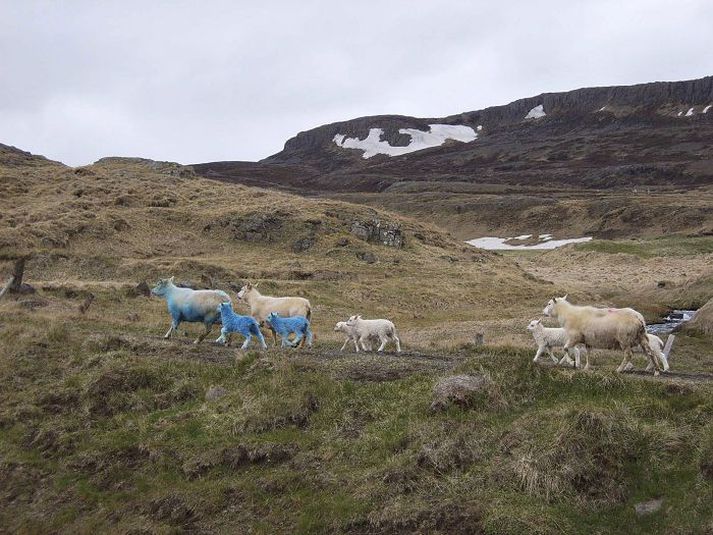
<box><xmin>195</xmin><ymin>323</ymin><xmax>213</xmax><ymax>344</ymax></box>
<box><xmin>648</xmin><ymin>343</ymin><xmax>669</xmax><ymax>373</ymax></box>
<box><xmin>617</xmin><ymin>348</ymin><xmax>634</xmax><ymax>373</ymax></box>
<box><xmin>558</xmin><ymin>346</ymin><xmax>575</xmax><ymax>366</ymax></box>
<box><xmin>377</xmin><ymin>335</ymin><xmax>388</xmax><ymax>352</ymax></box>
<box><xmin>305</xmin><ymin>328</ymin><xmax>313</xmax><ymax>348</ymax></box>
<box><xmin>392</xmin><ymin>333</ymin><xmax>401</xmax><ymax>352</ymax></box>
<box><xmin>573</xmin><ymin>345</ymin><xmax>581</xmax><ymax>369</ymax></box>
<box><xmin>255</xmin><ymin>328</ymin><xmax>268</xmax><ymax>349</ymax></box>
<box><xmin>215</xmin><ymin>327</ymin><xmax>229</xmax><ymax>345</ymax></box>
<box><xmin>241</xmin><ymin>334</ymin><xmax>252</xmax><ymax>350</ymax></box>
<box><xmin>164</xmin><ymin>318</ymin><xmax>180</xmax><ymax>339</ymax></box>
<box><xmin>581</xmin><ymin>346</ymin><xmax>591</xmax><ymax>371</ymax></box>
<box><xmin>546</xmin><ymin>347</ymin><xmax>558</xmax><ymax>363</ymax></box>
<box><xmin>533</xmin><ymin>346</ymin><xmax>544</xmax><ymax>363</ymax></box>
<box><xmin>561</xmin><ymin>342</ymin><xmax>577</xmax><ymax>368</ymax></box>
<box><xmin>291</xmin><ymin>331</ymin><xmax>303</xmax><ymax>348</ymax></box>
<box><xmin>359</xmin><ymin>336</ymin><xmax>370</xmax><ymax>351</ymax></box>
<box><xmin>558</xmin><ymin>353</ymin><xmax>573</xmax><ymax>366</ymax></box>
<box><xmin>641</xmin><ymin>341</ymin><xmax>662</xmax><ymax>376</ymax></box>
<box><xmin>340</xmin><ymin>338</ymin><xmax>350</xmax><ymax>351</ymax></box>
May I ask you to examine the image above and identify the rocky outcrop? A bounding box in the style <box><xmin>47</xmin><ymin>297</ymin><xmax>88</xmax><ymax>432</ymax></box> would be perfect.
<box><xmin>350</xmin><ymin>219</ymin><xmax>405</xmax><ymax>248</ymax></box>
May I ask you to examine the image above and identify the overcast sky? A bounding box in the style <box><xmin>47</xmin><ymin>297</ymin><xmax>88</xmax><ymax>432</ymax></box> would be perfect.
<box><xmin>1</xmin><ymin>1</ymin><xmax>712</xmax><ymax>166</ymax></box>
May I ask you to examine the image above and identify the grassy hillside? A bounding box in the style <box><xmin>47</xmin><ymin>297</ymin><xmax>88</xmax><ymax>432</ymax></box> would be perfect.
<box><xmin>0</xmin><ymin>156</ymin><xmax>547</xmax><ymax>325</ymax></box>
<box><xmin>2</xmin><ymin>153</ymin><xmax>713</xmax><ymax>533</ymax></box>
<box><xmin>2</xmin><ymin>307</ymin><xmax>713</xmax><ymax>534</ymax></box>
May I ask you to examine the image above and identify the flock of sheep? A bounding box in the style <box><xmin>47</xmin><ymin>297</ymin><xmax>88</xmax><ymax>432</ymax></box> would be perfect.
<box><xmin>149</xmin><ymin>277</ymin><xmax>401</xmax><ymax>353</ymax></box>
<box><xmin>150</xmin><ymin>278</ymin><xmax>667</xmax><ymax>375</ymax></box>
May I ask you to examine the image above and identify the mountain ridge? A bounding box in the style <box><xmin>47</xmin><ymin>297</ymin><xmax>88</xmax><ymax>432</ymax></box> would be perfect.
<box><xmin>195</xmin><ymin>75</ymin><xmax>713</xmax><ymax>192</ymax></box>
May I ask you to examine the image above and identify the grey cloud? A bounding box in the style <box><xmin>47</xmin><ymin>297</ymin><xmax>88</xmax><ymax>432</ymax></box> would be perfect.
<box><xmin>1</xmin><ymin>0</ymin><xmax>711</xmax><ymax>165</ymax></box>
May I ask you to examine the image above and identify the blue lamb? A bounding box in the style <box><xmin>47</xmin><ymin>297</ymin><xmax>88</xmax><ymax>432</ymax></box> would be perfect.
<box><xmin>265</xmin><ymin>312</ymin><xmax>313</xmax><ymax>348</ymax></box>
<box><xmin>215</xmin><ymin>302</ymin><xmax>267</xmax><ymax>350</ymax></box>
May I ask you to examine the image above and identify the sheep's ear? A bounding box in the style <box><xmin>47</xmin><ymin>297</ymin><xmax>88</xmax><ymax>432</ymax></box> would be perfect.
<box><xmin>562</xmin><ymin>294</ymin><xmax>568</xmax><ymax>301</ymax></box>
<box><xmin>357</xmin><ymin>314</ymin><xmax>362</xmax><ymax>319</ymax></box>
<box><xmin>169</xmin><ymin>276</ymin><xmax>175</xmax><ymax>283</ymax></box>
<box><xmin>254</xmin><ymin>282</ymin><xmax>260</xmax><ymax>288</ymax></box>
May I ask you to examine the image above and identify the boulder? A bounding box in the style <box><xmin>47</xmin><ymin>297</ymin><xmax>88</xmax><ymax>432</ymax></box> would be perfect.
<box><xmin>430</xmin><ymin>374</ymin><xmax>490</xmax><ymax>411</ymax></box>
<box><xmin>292</xmin><ymin>237</ymin><xmax>315</xmax><ymax>253</ymax></box>
<box><xmin>634</xmin><ymin>498</ymin><xmax>664</xmax><ymax>516</ymax></box>
<box><xmin>205</xmin><ymin>386</ymin><xmax>228</xmax><ymax>402</ymax></box>
<box><xmin>356</xmin><ymin>251</ymin><xmax>377</xmax><ymax>264</ymax></box>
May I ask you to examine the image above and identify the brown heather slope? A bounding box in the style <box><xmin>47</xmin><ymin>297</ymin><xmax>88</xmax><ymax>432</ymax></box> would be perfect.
<box><xmin>0</xmin><ymin>150</ymin><xmax>554</xmax><ymax>348</ymax></box>
<box><xmin>194</xmin><ymin>76</ymin><xmax>713</xmax><ymax>240</ymax></box>
<box><xmin>3</xmin><ymin>147</ymin><xmax>713</xmax><ymax>534</ymax></box>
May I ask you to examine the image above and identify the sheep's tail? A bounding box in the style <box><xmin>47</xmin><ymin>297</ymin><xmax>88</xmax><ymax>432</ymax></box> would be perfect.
<box><xmin>306</xmin><ymin>307</ymin><xmax>312</xmax><ymax>321</ymax></box>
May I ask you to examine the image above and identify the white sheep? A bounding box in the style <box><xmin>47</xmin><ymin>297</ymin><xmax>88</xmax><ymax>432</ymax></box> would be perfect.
<box><xmin>237</xmin><ymin>282</ymin><xmax>311</xmax><ymax>346</ymax></box>
<box><xmin>345</xmin><ymin>315</ymin><xmax>401</xmax><ymax>352</ymax></box>
<box><xmin>543</xmin><ymin>296</ymin><xmax>661</xmax><ymax>375</ymax></box>
<box><xmin>526</xmin><ymin>319</ymin><xmax>580</xmax><ymax>364</ymax></box>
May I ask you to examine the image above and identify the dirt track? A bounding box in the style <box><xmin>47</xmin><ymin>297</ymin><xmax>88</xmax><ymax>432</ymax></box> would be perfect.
<box><xmin>90</xmin><ymin>332</ymin><xmax>713</xmax><ymax>385</ymax></box>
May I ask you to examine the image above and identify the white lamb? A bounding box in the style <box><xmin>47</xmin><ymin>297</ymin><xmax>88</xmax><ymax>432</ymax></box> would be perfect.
<box><xmin>625</xmin><ymin>333</ymin><xmax>669</xmax><ymax>372</ymax></box>
<box><xmin>334</xmin><ymin>321</ymin><xmax>379</xmax><ymax>352</ymax></box>
<box><xmin>334</xmin><ymin>321</ymin><xmax>360</xmax><ymax>351</ymax></box>
<box><xmin>526</xmin><ymin>319</ymin><xmax>582</xmax><ymax>364</ymax></box>
<box><xmin>644</xmin><ymin>333</ymin><xmax>669</xmax><ymax>371</ymax></box>
<box><xmin>345</xmin><ymin>315</ymin><xmax>401</xmax><ymax>352</ymax></box>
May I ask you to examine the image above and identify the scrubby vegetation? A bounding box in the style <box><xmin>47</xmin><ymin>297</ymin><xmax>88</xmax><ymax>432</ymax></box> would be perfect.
<box><xmin>3</xmin><ymin>149</ymin><xmax>713</xmax><ymax>533</ymax></box>
<box><xmin>2</xmin><ymin>310</ymin><xmax>713</xmax><ymax>534</ymax></box>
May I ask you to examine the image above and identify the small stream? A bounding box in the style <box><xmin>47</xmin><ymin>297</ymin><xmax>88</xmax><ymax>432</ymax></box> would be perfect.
<box><xmin>646</xmin><ymin>310</ymin><xmax>697</xmax><ymax>336</ymax></box>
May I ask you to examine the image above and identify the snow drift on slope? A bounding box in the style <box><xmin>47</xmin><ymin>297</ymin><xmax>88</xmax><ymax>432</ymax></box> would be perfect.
<box><xmin>333</xmin><ymin>124</ymin><xmax>477</xmax><ymax>159</ymax></box>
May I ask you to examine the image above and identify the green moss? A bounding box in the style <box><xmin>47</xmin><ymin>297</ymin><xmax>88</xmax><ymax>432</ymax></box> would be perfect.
<box><xmin>2</xmin><ymin>318</ymin><xmax>713</xmax><ymax>533</ymax></box>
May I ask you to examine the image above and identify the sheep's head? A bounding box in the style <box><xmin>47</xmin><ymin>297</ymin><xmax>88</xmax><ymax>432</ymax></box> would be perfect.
<box><xmin>266</xmin><ymin>311</ymin><xmax>279</xmax><ymax>323</ymax></box>
<box><xmin>334</xmin><ymin>321</ymin><xmax>348</xmax><ymax>333</ymax></box>
<box><xmin>526</xmin><ymin>319</ymin><xmax>541</xmax><ymax>332</ymax></box>
<box><xmin>151</xmin><ymin>276</ymin><xmax>175</xmax><ymax>297</ymax></box>
<box><xmin>237</xmin><ymin>282</ymin><xmax>258</xmax><ymax>300</ymax></box>
<box><xmin>345</xmin><ymin>315</ymin><xmax>361</xmax><ymax>327</ymax></box>
<box><xmin>217</xmin><ymin>302</ymin><xmax>232</xmax><ymax>314</ymax></box>
<box><xmin>543</xmin><ymin>295</ymin><xmax>567</xmax><ymax>317</ymax></box>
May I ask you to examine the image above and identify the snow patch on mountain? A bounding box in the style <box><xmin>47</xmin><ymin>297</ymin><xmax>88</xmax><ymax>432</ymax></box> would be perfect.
<box><xmin>685</xmin><ymin>107</ymin><xmax>695</xmax><ymax>117</ymax></box>
<box><xmin>704</xmin><ymin>105</ymin><xmax>711</xmax><ymax>114</ymax></box>
<box><xmin>525</xmin><ymin>104</ymin><xmax>546</xmax><ymax>119</ymax></box>
<box><xmin>467</xmin><ymin>234</ymin><xmax>592</xmax><ymax>251</ymax></box>
<box><xmin>333</xmin><ymin>124</ymin><xmax>477</xmax><ymax>159</ymax></box>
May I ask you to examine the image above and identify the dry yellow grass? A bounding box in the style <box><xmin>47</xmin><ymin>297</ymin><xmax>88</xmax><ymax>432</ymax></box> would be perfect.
<box><xmin>1</xmin><ymin>155</ymin><xmax>556</xmax><ymax>350</ymax></box>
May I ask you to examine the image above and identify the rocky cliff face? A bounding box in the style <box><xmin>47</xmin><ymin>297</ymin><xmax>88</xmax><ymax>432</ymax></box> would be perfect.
<box><xmin>196</xmin><ymin>76</ymin><xmax>713</xmax><ymax>191</ymax></box>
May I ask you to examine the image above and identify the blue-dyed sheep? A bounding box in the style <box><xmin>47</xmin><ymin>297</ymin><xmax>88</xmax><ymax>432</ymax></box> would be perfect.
<box><xmin>265</xmin><ymin>312</ymin><xmax>313</xmax><ymax>348</ymax></box>
<box><xmin>151</xmin><ymin>276</ymin><xmax>231</xmax><ymax>344</ymax></box>
<box><xmin>215</xmin><ymin>302</ymin><xmax>267</xmax><ymax>350</ymax></box>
